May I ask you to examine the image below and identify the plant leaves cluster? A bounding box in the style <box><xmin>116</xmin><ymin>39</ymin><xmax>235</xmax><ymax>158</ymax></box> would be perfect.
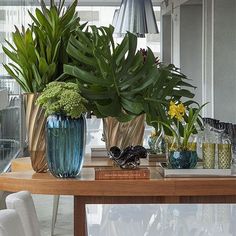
<box><xmin>64</xmin><ymin>25</ymin><xmax>196</xmax><ymax>125</ymax></box>
<box><xmin>2</xmin><ymin>0</ymin><xmax>79</xmax><ymax>92</ymax></box>
<box><xmin>36</xmin><ymin>81</ymin><xmax>87</xmax><ymax>118</ymax></box>
<box><xmin>64</xmin><ymin>25</ymin><xmax>158</xmax><ymax>122</ymax></box>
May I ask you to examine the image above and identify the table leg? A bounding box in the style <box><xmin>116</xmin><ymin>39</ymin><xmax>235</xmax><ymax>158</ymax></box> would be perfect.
<box><xmin>74</xmin><ymin>197</ymin><xmax>87</xmax><ymax>236</ymax></box>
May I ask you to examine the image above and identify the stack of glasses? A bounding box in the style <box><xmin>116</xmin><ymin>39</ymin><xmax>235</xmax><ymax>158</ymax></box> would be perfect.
<box><xmin>201</xmin><ymin>118</ymin><xmax>236</xmax><ymax>170</ymax></box>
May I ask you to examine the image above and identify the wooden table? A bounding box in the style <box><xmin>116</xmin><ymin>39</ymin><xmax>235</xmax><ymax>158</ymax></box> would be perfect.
<box><xmin>0</xmin><ymin>167</ymin><xmax>236</xmax><ymax>236</ymax></box>
<box><xmin>11</xmin><ymin>156</ymin><xmax>159</xmax><ymax>171</ymax></box>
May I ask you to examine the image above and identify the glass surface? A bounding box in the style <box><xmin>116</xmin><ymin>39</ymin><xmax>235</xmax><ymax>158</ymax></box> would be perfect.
<box><xmin>46</xmin><ymin>115</ymin><xmax>86</xmax><ymax>178</ymax></box>
<box><xmin>86</xmin><ymin>204</ymin><xmax>236</xmax><ymax>236</ymax></box>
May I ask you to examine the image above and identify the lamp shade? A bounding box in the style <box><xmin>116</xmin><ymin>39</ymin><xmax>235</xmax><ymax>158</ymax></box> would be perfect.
<box><xmin>113</xmin><ymin>0</ymin><xmax>159</xmax><ymax>37</ymax></box>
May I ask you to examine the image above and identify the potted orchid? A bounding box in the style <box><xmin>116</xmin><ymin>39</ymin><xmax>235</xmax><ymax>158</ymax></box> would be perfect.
<box><xmin>157</xmin><ymin>101</ymin><xmax>207</xmax><ymax>169</ymax></box>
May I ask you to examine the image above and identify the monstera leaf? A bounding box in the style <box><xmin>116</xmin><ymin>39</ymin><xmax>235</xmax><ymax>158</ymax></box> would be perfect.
<box><xmin>64</xmin><ymin>24</ymin><xmax>197</xmax><ymax>125</ymax></box>
<box><xmin>64</xmin><ymin>25</ymin><xmax>158</xmax><ymax>122</ymax></box>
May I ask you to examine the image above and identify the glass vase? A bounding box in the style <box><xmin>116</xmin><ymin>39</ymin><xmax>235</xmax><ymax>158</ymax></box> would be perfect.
<box><xmin>153</xmin><ymin>128</ymin><xmax>166</xmax><ymax>155</ymax></box>
<box><xmin>168</xmin><ymin>150</ymin><xmax>198</xmax><ymax>169</ymax></box>
<box><xmin>46</xmin><ymin>114</ymin><xmax>86</xmax><ymax>178</ymax></box>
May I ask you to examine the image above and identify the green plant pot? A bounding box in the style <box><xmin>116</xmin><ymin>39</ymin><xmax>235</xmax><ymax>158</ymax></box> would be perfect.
<box><xmin>168</xmin><ymin>150</ymin><xmax>198</xmax><ymax>169</ymax></box>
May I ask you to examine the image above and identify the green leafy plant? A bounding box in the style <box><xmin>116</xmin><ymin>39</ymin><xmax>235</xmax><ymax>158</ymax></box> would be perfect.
<box><xmin>64</xmin><ymin>25</ymin><xmax>158</xmax><ymax>122</ymax></box>
<box><xmin>2</xmin><ymin>0</ymin><xmax>79</xmax><ymax>92</ymax></box>
<box><xmin>36</xmin><ymin>82</ymin><xmax>87</xmax><ymax>118</ymax></box>
<box><xmin>63</xmin><ymin>25</ymin><xmax>196</xmax><ymax>125</ymax></box>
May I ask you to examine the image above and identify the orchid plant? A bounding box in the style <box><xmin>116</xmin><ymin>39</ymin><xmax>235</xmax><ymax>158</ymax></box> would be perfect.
<box><xmin>159</xmin><ymin>101</ymin><xmax>207</xmax><ymax>151</ymax></box>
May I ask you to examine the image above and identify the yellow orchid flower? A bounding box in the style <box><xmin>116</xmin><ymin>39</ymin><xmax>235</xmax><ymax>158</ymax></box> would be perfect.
<box><xmin>168</xmin><ymin>101</ymin><xmax>186</xmax><ymax>120</ymax></box>
<box><xmin>177</xmin><ymin>103</ymin><xmax>186</xmax><ymax>115</ymax></box>
<box><xmin>175</xmin><ymin>112</ymin><xmax>184</xmax><ymax>121</ymax></box>
<box><xmin>168</xmin><ymin>101</ymin><xmax>178</xmax><ymax>118</ymax></box>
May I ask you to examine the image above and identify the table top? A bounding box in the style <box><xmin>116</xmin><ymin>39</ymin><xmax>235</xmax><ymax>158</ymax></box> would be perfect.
<box><xmin>0</xmin><ymin>167</ymin><xmax>236</xmax><ymax>197</ymax></box>
<box><xmin>11</xmin><ymin>156</ymin><xmax>159</xmax><ymax>172</ymax></box>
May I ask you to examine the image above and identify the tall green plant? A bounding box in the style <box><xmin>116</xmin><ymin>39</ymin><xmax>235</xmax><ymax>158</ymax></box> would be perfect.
<box><xmin>64</xmin><ymin>25</ymin><xmax>196</xmax><ymax>126</ymax></box>
<box><xmin>64</xmin><ymin>25</ymin><xmax>159</xmax><ymax>122</ymax></box>
<box><xmin>2</xmin><ymin>0</ymin><xmax>79</xmax><ymax>92</ymax></box>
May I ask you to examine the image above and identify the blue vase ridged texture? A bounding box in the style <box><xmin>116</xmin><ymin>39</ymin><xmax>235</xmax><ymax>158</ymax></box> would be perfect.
<box><xmin>169</xmin><ymin>151</ymin><xmax>197</xmax><ymax>169</ymax></box>
<box><xmin>46</xmin><ymin>114</ymin><xmax>86</xmax><ymax>178</ymax></box>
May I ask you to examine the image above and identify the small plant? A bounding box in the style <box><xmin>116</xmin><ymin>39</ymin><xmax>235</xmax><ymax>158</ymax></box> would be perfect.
<box><xmin>36</xmin><ymin>82</ymin><xmax>87</xmax><ymax>118</ymax></box>
<box><xmin>156</xmin><ymin>101</ymin><xmax>207</xmax><ymax>151</ymax></box>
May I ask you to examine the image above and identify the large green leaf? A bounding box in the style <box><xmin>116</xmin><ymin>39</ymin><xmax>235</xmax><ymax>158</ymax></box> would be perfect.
<box><xmin>64</xmin><ymin>64</ymin><xmax>110</xmax><ymax>86</ymax></box>
<box><xmin>67</xmin><ymin>42</ymin><xmax>96</xmax><ymax>66</ymax></box>
<box><xmin>121</xmin><ymin>97</ymin><xmax>143</xmax><ymax>115</ymax></box>
<box><xmin>95</xmin><ymin>95</ymin><xmax>122</xmax><ymax>117</ymax></box>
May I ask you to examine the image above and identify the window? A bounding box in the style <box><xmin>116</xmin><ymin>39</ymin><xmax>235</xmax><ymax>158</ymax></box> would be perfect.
<box><xmin>0</xmin><ymin>2</ymin><xmax>160</xmax><ymax>156</ymax></box>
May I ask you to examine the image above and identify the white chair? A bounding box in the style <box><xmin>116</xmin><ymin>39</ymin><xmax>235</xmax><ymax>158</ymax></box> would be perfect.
<box><xmin>6</xmin><ymin>191</ymin><xmax>41</xmax><ymax>236</ymax></box>
<box><xmin>0</xmin><ymin>209</ymin><xmax>25</xmax><ymax>236</ymax></box>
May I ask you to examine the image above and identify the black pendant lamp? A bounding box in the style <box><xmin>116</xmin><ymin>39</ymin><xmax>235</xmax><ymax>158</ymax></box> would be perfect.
<box><xmin>113</xmin><ymin>0</ymin><xmax>159</xmax><ymax>37</ymax></box>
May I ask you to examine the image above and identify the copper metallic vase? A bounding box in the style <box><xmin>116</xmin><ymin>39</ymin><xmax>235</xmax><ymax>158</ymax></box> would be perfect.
<box><xmin>24</xmin><ymin>93</ymin><xmax>47</xmax><ymax>173</ymax></box>
<box><xmin>102</xmin><ymin>115</ymin><xmax>145</xmax><ymax>150</ymax></box>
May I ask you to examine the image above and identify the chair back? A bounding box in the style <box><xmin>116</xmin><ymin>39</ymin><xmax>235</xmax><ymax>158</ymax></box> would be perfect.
<box><xmin>0</xmin><ymin>209</ymin><xmax>25</xmax><ymax>236</ymax></box>
<box><xmin>6</xmin><ymin>191</ymin><xmax>41</xmax><ymax>236</ymax></box>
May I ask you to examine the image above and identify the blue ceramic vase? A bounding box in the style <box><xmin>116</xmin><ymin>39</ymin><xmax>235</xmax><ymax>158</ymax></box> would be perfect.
<box><xmin>46</xmin><ymin>114</ymin><xmax>86</xmax><ymax>178</ymax></box>
<box><xmin>168</xmin><ymin>150</ymin><xmax>197</xmax><ymax>169</ymax></box>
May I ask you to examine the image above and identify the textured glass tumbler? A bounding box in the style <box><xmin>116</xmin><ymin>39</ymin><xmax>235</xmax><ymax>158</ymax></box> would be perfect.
<box><xmin>202</xmin><ymin>143</ymin><xmax>215</xmax><ymax>169</ymax></box>
<box><xmin>218</xmin><ymin>144</ymin><xmax>232</xmax><ymax>169</ymax></box>
<box><xmin>46</xmin><ymin>115</ymin><xmax>86</xmax><ymax>178</ymax></box>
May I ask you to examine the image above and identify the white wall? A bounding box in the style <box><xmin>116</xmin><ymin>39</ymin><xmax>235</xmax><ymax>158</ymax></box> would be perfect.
<box><xmin>202</xmin><ymin>0</ymin><xmax>214</xmax><ymax>117</ymax></box>
<box><xmin>172</xmin><ymin>6</ymin><xmax>181</xmax><ymax>67</ymax></box>
<box><xmin>161</xmin><ymin>14</ymin><xmax>171</xmax><ymax>64</ymax></box>
<box><xmin>162</xmin><ymin>0</ymin><xmax>236</xmax><ymax>123</ymax></box>
<box><xmin>213</xmin><ymin>0</ymin><xmax>236</xmax><ymax>122</ymax></box>
<box><xmin>180</xmin><ymin>4</ymin><xmax>202</xmax><ymax>105</ymax></box>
